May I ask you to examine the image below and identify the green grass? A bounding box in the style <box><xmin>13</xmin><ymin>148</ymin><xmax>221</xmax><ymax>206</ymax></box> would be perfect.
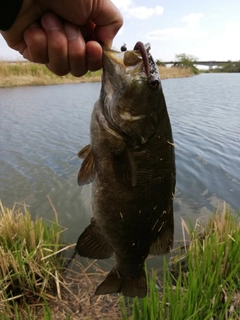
<box><xmin>121</xmin><ymin>204</ymin><xmax>240</xmax><ymax>319</ymax></box>
<box><xmin>0</xmin><ymin>200</ymin><xmax>68</xmax><ymax>318</ymax></box>
<box><xmin>1</xmin><ymin>200</ymin><xmax>239</xmax><ymax>319</ymax></box>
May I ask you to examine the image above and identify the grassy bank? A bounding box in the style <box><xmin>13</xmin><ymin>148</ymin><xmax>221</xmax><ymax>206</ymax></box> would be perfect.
<box><xmin>122</xmin><ymin>203</ymin><xmax>240</xmax><ymax>319</ymax></box>
<box><xmin>1</xmin><ymin>201</ymin><xmax>239</xmax><ymax>319</ymax></box>
<box><xmin>0</xmin><ymin>61</ymin><xmax>194</xmax><ymax>88</ymax></box>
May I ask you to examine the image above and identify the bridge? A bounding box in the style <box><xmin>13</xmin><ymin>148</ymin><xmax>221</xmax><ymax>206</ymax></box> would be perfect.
<box><xmin>162</xmin><ymin>61</ymin><xmax>237</xmax><ymax>70</ymax></box>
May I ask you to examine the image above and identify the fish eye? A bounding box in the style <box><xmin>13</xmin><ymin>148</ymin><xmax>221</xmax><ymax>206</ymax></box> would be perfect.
<box><xmin>148</xmin><ymin>77</ymin><xmax>159</xmax><ymax>90</ymax></box>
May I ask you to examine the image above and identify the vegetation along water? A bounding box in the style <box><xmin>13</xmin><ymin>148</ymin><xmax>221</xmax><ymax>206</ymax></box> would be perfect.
<box><xmin>0</xmin><ymin>52</ymin><xmax>239</xmax><ymax>318</ymax></box>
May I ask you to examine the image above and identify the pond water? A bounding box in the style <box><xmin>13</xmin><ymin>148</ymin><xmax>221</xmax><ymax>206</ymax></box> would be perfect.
<box><xmin>0</xmin><ymin>73</ymin><xmax>239</xmax><ymax>268</ymax></box>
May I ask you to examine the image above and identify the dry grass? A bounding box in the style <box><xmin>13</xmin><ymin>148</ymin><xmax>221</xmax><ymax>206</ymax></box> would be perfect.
<box><xmin>37</xmin><ymin>260</ymin><xmax>122</xmax><ymax>320</ymax></box>
<box><xmin>1</xmin><ymin>199</ymin><xmax>239</xmax><ymax>319</ymax></box>
<box><xmin>159</xmin><ymin>66</ymin><xmax>194</xmax><ymax>79</ymax></box>
<box><xmin>0</xmin><ymin>201</ymin><xmax>123</xmax><ymax>319</ymax></box>
<box><xmin>0</xmin><ymin>61</ymin><xmax>194</xmax><ymax>88</ymax></box>
<box><xmin>0</xmin><ymin>61</ymin><xmax>101</xmax><ymax>88</ymax></box>
<box><xmin>0</xmin><ymin>200</ymin><xmax>65</xmax><ymax>317</ymax></box>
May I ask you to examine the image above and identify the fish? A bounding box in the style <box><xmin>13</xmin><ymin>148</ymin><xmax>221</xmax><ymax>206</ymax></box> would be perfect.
<box><xmin>76</xmin><ymin>41</ymin><xmax>176</xmax><ymax>298</ymax></box>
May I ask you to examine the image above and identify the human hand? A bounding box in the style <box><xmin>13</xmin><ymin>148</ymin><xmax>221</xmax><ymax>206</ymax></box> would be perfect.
<box><xmin>0</xmin><ymin>0</ymin><xmax>123</xmax><ymax>76</ymax></box>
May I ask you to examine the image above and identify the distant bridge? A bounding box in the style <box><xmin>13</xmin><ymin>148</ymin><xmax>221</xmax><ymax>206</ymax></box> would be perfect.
<box><xmin>162</xmin><ymin>61</ymin><xmax>238</xmax><ymax>70</ymax></box>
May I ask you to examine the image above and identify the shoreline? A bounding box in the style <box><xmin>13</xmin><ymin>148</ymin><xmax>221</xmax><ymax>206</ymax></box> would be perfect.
<box><xmin>1</xmin><ymin>201</ymin><xmax>239</xmax><ymax>319</ymax></box>
<box><xmin>0</xmin><ymin>61</ymin><xmax>195</xmax><ymax>88</ymax></box>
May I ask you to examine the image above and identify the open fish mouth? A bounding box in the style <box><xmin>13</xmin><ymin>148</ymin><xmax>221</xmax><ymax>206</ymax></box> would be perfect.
<box><xmin>103</xmin><ymin>41</ymin><xmax>160</xmax><ymax>90</ymax></box>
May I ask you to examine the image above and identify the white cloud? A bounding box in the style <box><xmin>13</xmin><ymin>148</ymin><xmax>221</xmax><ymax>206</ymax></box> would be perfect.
<box><xmin>182</xmin><ymin>13</ymin><xmax>203</xmax><ymax>27</ymax></box>
<box><xmin>111</xmin><ymin>0</ymin><xmax>132</xmax><ymax>10</ymax></box>
<box><xmin>212</xmin><ymin>22</ymin><xmax>240</xmax><ymax>60</ymax></box>
<box><xmin>178</xmin><ymin>21</ymin><xmax>240</xmax><ymax>61</ymax></box>
<box><xmin>127</xmin><ymin>6</ymin><xmax>163</xmax><ymax>19</ymax></box>
<box><xmin>111</xmin><ymin>0</ymin><xmax>163</xmax><ymax>19</ymax></box>
<box><xmin>146</xmin><ymin>12</ymin><xmax>205</xmax><ymax>40</ymax></box>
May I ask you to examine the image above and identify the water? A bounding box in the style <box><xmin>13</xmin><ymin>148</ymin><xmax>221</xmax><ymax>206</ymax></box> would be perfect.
<box><xmin>0</xmin><ymin>73</ymin><xmax>240</xmax><ymax>265</ymax></box>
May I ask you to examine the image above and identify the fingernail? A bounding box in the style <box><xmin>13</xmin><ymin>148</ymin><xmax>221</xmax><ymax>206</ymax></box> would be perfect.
<box><xmin>64</xmin><ymin>23</ymin><xmax>79</xmax><ymax>40</ymax></box>
<box><xmin>43</xmin><ymin>13</ymin><xmax>61</xmax><ymax>31</ymax></box>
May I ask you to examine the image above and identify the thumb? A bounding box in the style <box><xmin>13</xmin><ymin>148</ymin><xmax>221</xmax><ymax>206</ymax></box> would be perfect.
<box><xmin>92</xmin><ymin>1</ymin><xmax>123</xmax><ymax>47</ymax></box>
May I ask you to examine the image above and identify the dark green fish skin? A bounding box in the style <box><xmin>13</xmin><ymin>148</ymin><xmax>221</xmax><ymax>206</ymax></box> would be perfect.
<box><xmin>76</xmin><ymin>43</ymin><xmax>176</xmax><ymax>298</ymax></box>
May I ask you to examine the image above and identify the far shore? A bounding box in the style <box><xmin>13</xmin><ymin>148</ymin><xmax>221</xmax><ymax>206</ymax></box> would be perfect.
<box><xmin>0</xmin><ymin>61</ymin><xmax>195</xmax><ymax>88</ymax></box>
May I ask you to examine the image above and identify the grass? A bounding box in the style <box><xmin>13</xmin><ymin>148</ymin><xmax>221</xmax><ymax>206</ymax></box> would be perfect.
<box><xmin>122</xmin><ymin>203</ymin><xmax>240</xmax><ymax>319</ymax></box>
<box><xmin>0</xmin><ymin>199</ymin><xmax>70</xmax><ymax>319</ymax></box>
<box><xmin>0</xmin><ymin>61</ymin><xmax>102</xmax><ymax>87</ymax></box>
<box><xmin>0</xmin><ymin>61</ymin><xmax>195</xmax><ymax>88</ymax></box>
<box><xmin>1</xmin><ymin>200</ymin><xmax>239</xmax><ymax>319</ymax></box>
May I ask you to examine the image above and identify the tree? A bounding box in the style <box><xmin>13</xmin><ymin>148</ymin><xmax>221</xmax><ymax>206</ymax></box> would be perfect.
<box><xmin>173</xmin><ymin>53</ymin><xmax>199</xmax><ymax>74</ymax></box>
<box><xmin>156</xmin><ymin>59</ymin><xmax>166</xmax><ymax>67</ymax></box>
<box><xmin>174</xmin><ymin>53</ymin><xmax>198</xmax><ymax>68</ymax></box>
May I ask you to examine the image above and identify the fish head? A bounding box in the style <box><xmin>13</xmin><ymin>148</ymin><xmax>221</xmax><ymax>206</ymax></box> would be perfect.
<box><xmin>101</xmin><ymin>43</ymin><xmax>166</xmax><ymax>145</ymax></box>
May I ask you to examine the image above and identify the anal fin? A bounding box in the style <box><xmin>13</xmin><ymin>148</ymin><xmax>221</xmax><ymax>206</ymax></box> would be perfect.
<box><xmin>95</xmin><ymin>267</ymin><xmax>147</xmax><ymax>298</ymax></box>
<box><xmin>76</xmin><ymin>219</ymin><xmax>113</xmax><ymax>259</ymax></box>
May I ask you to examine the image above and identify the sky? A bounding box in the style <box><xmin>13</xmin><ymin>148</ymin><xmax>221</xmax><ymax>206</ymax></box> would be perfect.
<box><xmin>0</xmin><ymin>0</ymin><xmax>240</xmax><ymax>62</ymax></box>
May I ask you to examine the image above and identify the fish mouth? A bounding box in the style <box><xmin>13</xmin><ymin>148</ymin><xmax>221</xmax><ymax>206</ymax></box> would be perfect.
<box><xmin>103</xmin><ymin>45</ymin><xmax>143</xmax><ymax>75</ymax></box>
<box><xmin>103</xmin><ymin>42</ymin><xmax>160</xmax><ymax>90</ymax></box>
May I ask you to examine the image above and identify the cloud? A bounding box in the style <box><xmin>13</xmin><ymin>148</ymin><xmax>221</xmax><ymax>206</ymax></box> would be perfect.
<box><xmin>182</xmin><ymin>13</ymin><xmax>203</xmax><ymax>28</ymax></box>
<box><xmin>111</xmin><ymin>0</ymin><xmax>163</xmax><ymax>19</ymax></box>
<box><xmin>111</xmin><ymin>0</ymin><xmax>132</xmax><ymax>9</ymax></box>
<box><xmin>146</xmin><ymin>12</ymin><xmax>205</xmax><ymax>40</ymax></box>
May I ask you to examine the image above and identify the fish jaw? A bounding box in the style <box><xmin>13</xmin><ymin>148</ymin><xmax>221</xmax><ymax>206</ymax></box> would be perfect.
<box><xmin>101</xmin><ymin>45</ymin><xmax>164</xmax><ymax>146</ymax></box>
<box><xmin>103</xmin><ymin>47</ymin><xmax>144</xmax><ymax>81</ymax></box>
<box><xmin>102</xmin><ymin>44</ymin><xmax>161</xmax><ymax>93</ymax></box>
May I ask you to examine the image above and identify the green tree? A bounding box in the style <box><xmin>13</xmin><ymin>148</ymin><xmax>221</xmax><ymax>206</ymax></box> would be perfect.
<box><xmin>174</xmin><ymin>53</ymin><xmax>199</xmax><ymax>74</ymax></box>
<box><xmin>220</xmin><ymin>61</ymin><xmax>240</xmax><ymax>72</ymax></box>
<box><xmin>174</xmin><ymin>53</ymin><xmax>198</xmax><ymax>67</ymax></box>
<box><xmin>156</xmin><ymin>59</ymin><xmax>166</xmax><ymax>67</ymax></box>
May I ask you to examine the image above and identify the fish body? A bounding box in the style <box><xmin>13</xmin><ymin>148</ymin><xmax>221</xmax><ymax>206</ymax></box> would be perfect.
<box><xmin>76</xmin><ymin>42</ymin><xmax>175</xmax><ymax>298</ymax></box>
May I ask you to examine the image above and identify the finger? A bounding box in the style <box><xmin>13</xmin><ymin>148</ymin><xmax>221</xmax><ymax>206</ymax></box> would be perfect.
<box><xmin>86</xmin><ymin>41</ymin><xmax>103</xmax><ymax>72</ymax></box>
<box><xmin>63</xmin><ymin>22</ymin><xmax>87</xmax><ymax>77</ymax></box>
<box><xmin>92</xmin><ymin>0</ymin><xmax>123</xmax><ymax>47</ymax></box>
<box><xmin>48</xmin><ymin>0</ymin><xmax>123</xmax><ymax>47</ymax></box>
<box><xmin>41</xmin><ymin>12</ymin><xmax>69</xmax><ymax>76</ymax></box>
<box><xmin>22</xmin><ymin>23</ymin><xmax>48</xmax><ymax>64</ymax></box>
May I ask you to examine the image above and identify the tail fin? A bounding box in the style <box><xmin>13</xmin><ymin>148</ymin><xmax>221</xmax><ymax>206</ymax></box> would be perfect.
<box><xmin>95</xmin><ymin>267</ymin><xmax>147</xmax><ymax>298</ymax></box>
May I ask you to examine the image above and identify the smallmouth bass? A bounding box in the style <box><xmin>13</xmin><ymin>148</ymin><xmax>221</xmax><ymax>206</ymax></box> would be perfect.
<box><xmin>76</xmin><ymin>42</ymin><xmax>176</xmax><ymax>298</ymax></box>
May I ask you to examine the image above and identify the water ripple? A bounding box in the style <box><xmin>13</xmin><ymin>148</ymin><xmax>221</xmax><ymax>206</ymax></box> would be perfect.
<box><xmin>0</xmin><ymin>74</ymin><xmax>239</xmax><ymax>246</ymax></box>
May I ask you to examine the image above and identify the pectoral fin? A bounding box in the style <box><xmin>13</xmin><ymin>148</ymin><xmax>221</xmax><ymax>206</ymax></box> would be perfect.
<box><xmin>77</xmin><ymin>147</ymin><xmax>96</xmax><ymax>186</ymax></box>
<box><xmin>114</xmin><ymin>148</ymin><xmax>137</xmax><ymax>187</ymax></box>
<box><xmin>76</xmin><ymin>219</ymin><xmax>113</xmax><ymax>259</ymax></box>
<box><xmin>78</xmin><ymin>144</ymin><xmax>90</xmax><ymax>159</ymax></box>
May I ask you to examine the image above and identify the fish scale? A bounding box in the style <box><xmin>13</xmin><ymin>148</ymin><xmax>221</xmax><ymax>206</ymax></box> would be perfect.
<box><xmin>76</xmin><ymin>42</ymin><xmax>175</xmax><ymax>298</ymax></box>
